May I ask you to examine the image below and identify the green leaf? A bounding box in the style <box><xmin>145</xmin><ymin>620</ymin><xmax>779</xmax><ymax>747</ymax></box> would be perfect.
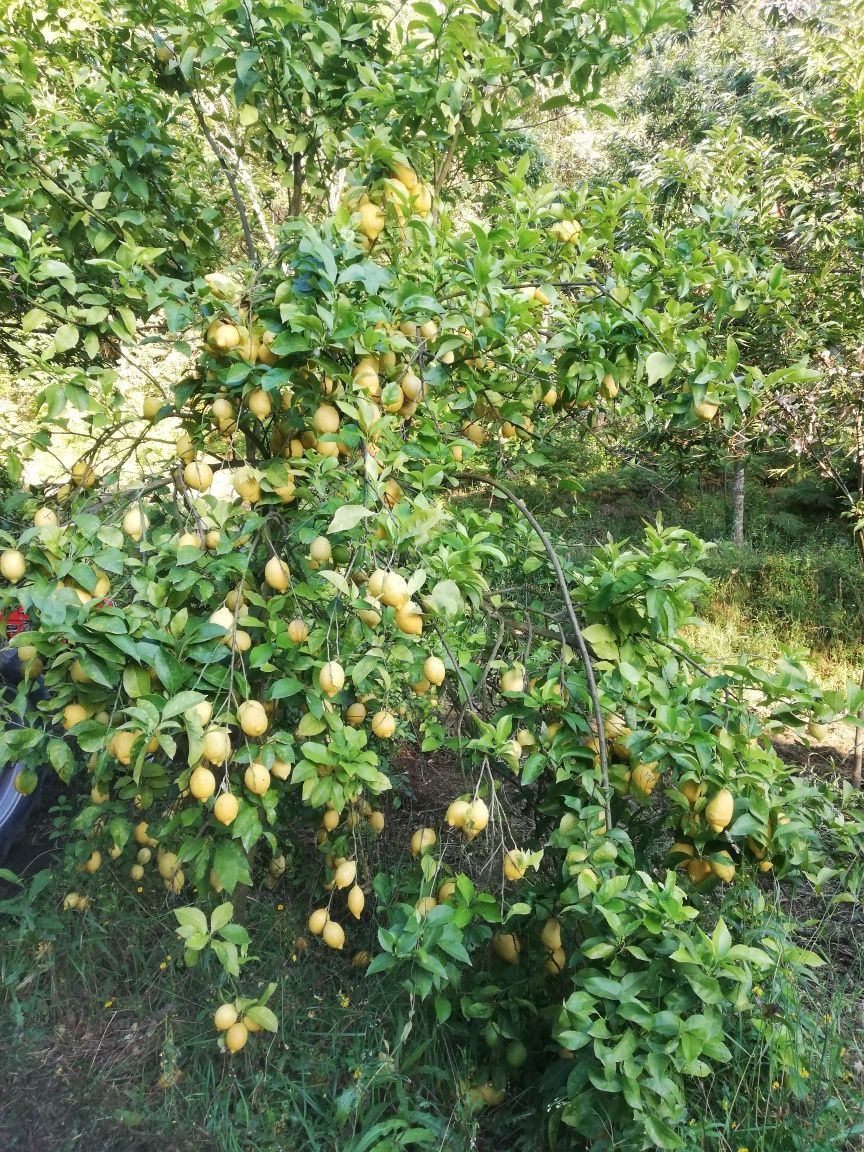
<box><xmin>582</xmin><ymin>976</ymin><xmax>622</xmax><ymax>999</ymax></box>
<box><xmin>297</xmin><ymin>713</ymin><xmax>327</xmax><ymax>736</ymax></box>
<box><xmin>712</xmin><ymin>917</ymin><xmax>732</xmax><ymax>959</ymax></box>
<box><xmin>4</xmin><ymin>215</ymin><xmax>30</xmax><ymax>242</ymax></box>
<box><xmin>153</xmin><ymin>648</ymin><xmax>185</xmax><ymax>695</ymax></box>
<box><xmin>269</xmin><ymin>676</ymin><xmax>304</xmax><ymax>700</ymax></box>
<box><xmin>642</xmin><ymin>1114</ymin><xmax>685</xmax><ymax>1149</ymax></box>
<box><xmin>123</xmin><ymin>664</ymin><xmax>150</xmax><ymax>699</ymax></box>
<box><xmin>328</xmin><ymin>504</ymin><xmax>374</xmax><ymax>534</ymax></box>
<box><xmin>174</xmin><ymin>906</ymin><xmax>208</xmax><ymax>935</ymax></box>
<box><xmin>210</xmin><ymin>902</ymin><xmax>234</xmax><ymax>933</ymax></box>
<box><xmin>434</xmin><ymin>996</ymin><xmax>452</xmax><ymax>1024</ymax></box>
<box><xmin>426</xmin><ymin>579</ymin><xmax>463</xmax><ymax>619</ymax></box>
<box><xmin>212</xmin><ymin>938</ymin><xmax>240</xmax><ymax>976</ymax></box>
<box><xmin>162</xmin><ymin>691</ymin><xmax>206</xmax><ymax>721</ymax></box>
<box><xmin>245</xmin><ymin>1005</ymin><xmax>278</xmax><ymax>1032</ymax></box>
<box><xmin>22</xmin><ymin>307</ymin><xmax>47</xmax><ymax>333</ymax></box>
<box><xmin>682</xmin><ymin>967</ymin><xmax>724</xmax><ymax>1005</ymax></box>
<box><xmin>645</xmin><ymin>351</ymin><xmax>677</xmax><ymax>386</ymax></box>
<box><xmin>54</xmin><ymin>323</ymin><xmax>80</xmax><ymax>353</ymax></box>
<box><xmin>581</xmin><ymin>623</ymin><xmax>619</xmax><ymax>661</ymax></box>
<box><xmin>212</xmin><ymin>840</ymin><xmax>251</xmax><ymax>895</ymax></box>
<box><xmin>236</xmin><ymin>47</ymin><xmax>260</xmax><ymax>82</ymax></box>
<box><xmin>48</xmin><ymin>738</ymin><xmax>75</xmax><ymax>782</ymax></box>
<box><xmin>317</xmin><ymin>569</ymin><xmax>351</xmax><ymax>595</ymax></box>
<box><xmin>520</xmin><ymin>753</ymin><xmax>545</xmax><ymax>785</ymax></box>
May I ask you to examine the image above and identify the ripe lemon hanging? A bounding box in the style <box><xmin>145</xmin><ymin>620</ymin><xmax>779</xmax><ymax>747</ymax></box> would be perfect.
<box><xmin>247</xmin><ymin>387</ymin><xmax>272</xmax><ymax>419</ymax></box>
<box><xmin>346</xmin><ymin>702</ymin><xmax>366</xmax><ymax>726</ymax></box>
<box><xmin>322</xmin><ymin>919</ymin><xmax>345</xmax><ymax>950</ymax></box>
<box><xmin>214</xmin><ymin>1003</ymin><xmax>238</xmax><ymax>1031</ymax></box>
<box><xmin>492</xmin><ymin>933</ymin><xmax>520</xmax><ymax>964</ymax></box>
<box><xmin>540</xmin><ymin>918</ymin><xmax>562</xmax><ymax>951</ymax></box>
<box><xmin>319</xmin><ymin>661</ymin><xmax>345</xmax><ymax>697</ymax></box>
<box><xmin>264</xmin><ymin>555</ymin><xmax>290</xmax><ymax>591</ymax></box>
<box><xmin>464</xmin><ymin>798</ymin><xmax>489</xmax><ymax>839</ymax></box>
<box><xmin>0</xmin><ymin>549</ymin><xmax>26</xmax><ymax>583</ymax></box>
<box><xmin>422</xmin><ymin>655</ymin><xmax>445</xmax><ymax>685</ymax></box>
<box><xmin>183</xmin><ymin>461</ymin><xmax>213</xmax><ymax>492</ymax></box>
<box><xmin>705</xmin><ymin>788</ymin><xmax>734</xmax><ymax>833</ymax></box>
<box><xmin>410</xmin><ymin>827</ymin><xmax>436</xmax><ymax>856</ymax></box>
<box><xmin>287</xmin><ymin>619</ymin><xmax>309</xmax><ymax>643</ymax></box>
<box><xmin>202</xmin><ymin>727</ymin><xmax>231</xmax><ymax>764</ymax></box>
<box><xmin>309</xmin><ymin>535</ymin><xmax>332</xmax><ymax>564</ymax></box>
<box><xmin>371</xmin><ymin>710</ymin><xmax>396</xmax><ymax>739</ymax></box>
<box><xmin>334</xmin><ymin>860</ymin><xmax>357</xmax><ymax>889</ymax></box>
<box><xmin>445</xmin><ymin>799</ymin><xmax>470</xmax><ymax>828</ymax></box>
<box><xmin>379</xmin><ymin>571</ymin><xmax>409</xmax><ymax>608</ymax></box>
<box><xmin>244</xmin><ymin>763</ymin><xmax>271</xmax><ymax>795</ymax></box>
<box><xmin>500</xmin><ymin>666</ymin><xmax>524</xmax><ymax>693</ymax></box>
<box><xmin>237</xmin><ymin>700</ymin><xmax>268</xmax><ymax>738</ymax></box>
<box><xmin>308</xmin><ymin>908</ymin><xmax>329</xmax><ymax>935</ymax></box>
<box><xmin>189</xmin><ymin>765</ymin><xmax>217</xmax><ymax>801</ymax></box>
<box><xmin>233</xmin><ymin>467</ymin><xmax>261</xmax><ymax>502</ymax></box>
<box><xmin>347</xmin><ymin>885</ymin><xmax>365</xmax><ymax>919</ymax></box>
<box><xmin>213</xmin><ymin>792</ymin><xmax>239</xmax><ymax>826</ymax></box>
<box><xmin>503</xmin><ymin>849</ymin><xmax>527</xmax><ymax>881</ymax></box>
<box><xmin>224</xmin><ymin>1021</ymin><xmax>248</xmax><ymax>1053</ymax></box>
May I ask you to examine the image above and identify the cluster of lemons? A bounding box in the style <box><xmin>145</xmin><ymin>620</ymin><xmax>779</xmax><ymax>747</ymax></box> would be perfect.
<box><xmin>346</xmin><ymin>161</ymin><xmax>434</xmax><ymax>248</ymax></box>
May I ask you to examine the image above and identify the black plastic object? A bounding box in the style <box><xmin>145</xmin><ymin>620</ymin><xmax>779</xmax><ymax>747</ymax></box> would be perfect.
<box><xmin>0</xmin><ymin>647</ymin><xmax>47</xmax><ymax>865</ymax></box>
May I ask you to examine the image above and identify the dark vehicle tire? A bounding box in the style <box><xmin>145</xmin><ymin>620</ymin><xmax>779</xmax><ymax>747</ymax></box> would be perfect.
<box><xmin>0</xmin><ymin>647</ymin><xmax>49</xmax><ymax>866</ymax></box>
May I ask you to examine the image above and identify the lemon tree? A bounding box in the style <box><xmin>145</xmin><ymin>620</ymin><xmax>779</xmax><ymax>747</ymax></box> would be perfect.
<box><xmin>2</xmin><ymin>1</ymin><xmax>863</xmax><ymax>1146</ymax></box>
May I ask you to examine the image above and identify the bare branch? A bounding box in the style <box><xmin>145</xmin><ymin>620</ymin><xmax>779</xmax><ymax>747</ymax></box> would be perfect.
<box><xmin>454</xmin><ymin>471</ymin><xmax>612</xmax><ymax>829</ymax></box>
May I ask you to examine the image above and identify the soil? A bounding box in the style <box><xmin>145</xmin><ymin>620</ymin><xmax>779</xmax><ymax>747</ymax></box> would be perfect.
<box><xmin>379</xmin><ymin>743</ymin><xmax>539</xmax><ymax>897</ymax></box>
<box><xmin>0</xmin><ymin>1009</ymin><xmax>214</xmax><ymax>1152</ymax></box>
<box><xmin>773</xmin><ymin>719</ymin><xmax>861</xmax><ymax>783</ymax></box>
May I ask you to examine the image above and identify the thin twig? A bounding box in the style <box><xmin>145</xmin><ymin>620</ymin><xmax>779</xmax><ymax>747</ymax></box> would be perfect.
<box><xmin>454</xmin><ymin>471</ymin><xmax>612</xmax><ymax>829</ymax></box>
<box><xmin>186</xmin><ymin>88</ymin><xmax>258</xmax><ymax>265</ymax></box>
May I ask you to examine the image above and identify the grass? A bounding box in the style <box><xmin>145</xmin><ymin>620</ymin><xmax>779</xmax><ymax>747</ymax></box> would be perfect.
<box><xmin>0</xmin><ymin>858</ymin><xmax>471</xmax><ymax>1152</ymax></box>
<box><xmin>507</xmin><ymin>451</ymin><xmax>864</xmax><ymax>689</ymax></box>
<box><xmin>2</xmin><ymin>849</ymin><xmax>862</xmax><ymax>1152</ymax></box>
<box><xmin>684</xmin><ymin>877</ymin><xmax>864</xmax><ymax>1152</ymax></box>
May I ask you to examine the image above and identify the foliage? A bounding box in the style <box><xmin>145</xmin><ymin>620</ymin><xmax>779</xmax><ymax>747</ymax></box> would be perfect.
<box><xmin>590</xmin><ymin>0</ymin><xmax>864</xmax><ymax>547</ymax></box>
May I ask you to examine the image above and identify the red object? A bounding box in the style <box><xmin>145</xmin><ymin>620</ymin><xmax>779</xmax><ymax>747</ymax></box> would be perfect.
<box><xmin>1</xmin><ymin>596</ymin><xmax>114</xmax><ymax>641</ymax></box>
<box><xmin>1</xmin><ymin>608</ymin><xmax>29</xmax><ymax>639</ymax></box>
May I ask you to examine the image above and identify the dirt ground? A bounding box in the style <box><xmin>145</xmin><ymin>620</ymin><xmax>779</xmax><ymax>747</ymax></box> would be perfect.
<box><xmin>774</xmin><ymin>718</ymin><xmax>861</xmax><ymax>784</ymax></box>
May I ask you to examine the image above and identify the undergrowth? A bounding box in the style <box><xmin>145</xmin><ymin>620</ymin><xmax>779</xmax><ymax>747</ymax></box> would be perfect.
<box><xmin>2</xmin><ymin>819</ymin><xmax>863</xmax><ymax>1152</ymax></box>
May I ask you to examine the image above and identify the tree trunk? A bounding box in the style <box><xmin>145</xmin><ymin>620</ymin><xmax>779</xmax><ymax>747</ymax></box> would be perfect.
<box><xmin>731</xmin><ymin>458</ymin><xmax>745</xmax><ymax>547</ymax></box>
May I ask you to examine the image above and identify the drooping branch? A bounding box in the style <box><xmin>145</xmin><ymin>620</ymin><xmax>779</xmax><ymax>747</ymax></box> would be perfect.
<box><xmin>186</xmin><ymin>89</ymin><xmax>258</xmax><ymax>266</ymax></box>
<box><xmin>216</xmin><ymin>96</ymin><xmax>278</xmax><ymax>250</ymax></box>
<box><xmin>455</xmin><ymin>471</ymin><xmax>612</xmax><ymax>829</ymax></box>
<box><xmin>290</xmin><ymin>151</ymin><xmax>305</xmax><ymax>218</ymax></box>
